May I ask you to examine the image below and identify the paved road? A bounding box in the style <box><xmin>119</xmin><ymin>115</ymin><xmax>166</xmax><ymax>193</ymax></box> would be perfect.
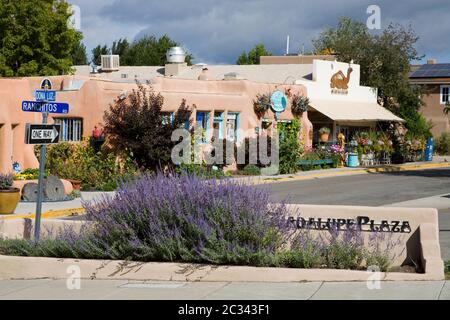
<box><xmin>0</xmin><ymin>280</ymin><xmax>448</xmax><ymax>300</ymax></box>
<box><xmin>268</xmin><ymin>168</ymin><xmax>450</xmax><ymax>260</ymax></box>
<box><xmin>268</xmin><ymin>168</ymin><xmax>450</xmax><ymax>206</ymax></box>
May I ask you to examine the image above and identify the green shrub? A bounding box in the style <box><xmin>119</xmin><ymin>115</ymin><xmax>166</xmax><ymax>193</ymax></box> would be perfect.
<box><xmin>176</xmin><ymin>163</ymin><xmax>227</xmax><ymax>179</ymax></box>
<box><xmin>40</xmin><ymin>140</ymin><xmax>137</xmax><ymax>191</ymax></box>
<box><xmin>278</xmin><ymin>119</ymin><xmax>303</xmax><ymax>174</ymax></box>
<box><xmin>242</xmin><ymin>165</ymin><xmax>261</xmax><ymax>176</ymax></box>
<box><xmin>437</xmin><ymin>132</ymin><xmax>450</xmax><ymax>155</ymax></box>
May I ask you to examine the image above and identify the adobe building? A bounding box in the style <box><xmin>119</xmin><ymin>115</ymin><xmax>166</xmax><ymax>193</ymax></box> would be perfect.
<box><xmin>261</xmin><ymin>55</ymin><xmax>404</xmax><ymax>142</ymax></box>
<box><xmin>410</xmin><ymin>59</ymin><xmax>450</xmax><ymax>137</ymax></box>
<box><xmin>0</xmin><ymin>49</ymin><xmax>402</xmax><ymax>173</ymax></box>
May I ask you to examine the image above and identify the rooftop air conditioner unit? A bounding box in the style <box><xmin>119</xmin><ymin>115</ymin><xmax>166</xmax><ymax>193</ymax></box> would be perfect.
<box><xmin>101</xmin><ymin>55</ymin><xmax>120</xmax><ymax>71</ymax></box>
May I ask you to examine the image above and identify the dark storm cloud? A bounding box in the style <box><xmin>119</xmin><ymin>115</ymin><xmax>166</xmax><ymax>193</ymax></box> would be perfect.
<box><xmin>71</xmin><ymin>0</ymin><xmax>450</xmax><ymax>64</ymax></box>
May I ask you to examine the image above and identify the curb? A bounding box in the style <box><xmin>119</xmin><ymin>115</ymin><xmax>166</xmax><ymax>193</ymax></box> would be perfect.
<box><xmin>256</xmin><ymin>162</ymin><xmax>450</xmax><ymax>185</ymax></box>
<box><xmin>0</xmin><ymin>256</ymin><xmax>444</xmax><ymax>282</ymax></box>
<box><xmin>0</xmin><ymin>208</ymin><xmax>85</xmax><ymax>221</ymax></box>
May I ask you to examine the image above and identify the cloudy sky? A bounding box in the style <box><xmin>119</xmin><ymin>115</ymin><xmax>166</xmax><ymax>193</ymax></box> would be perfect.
<box><xmin>70</xmin><ymin>0</ymin><xmax>450</xmax><ymax>65</ymax></box>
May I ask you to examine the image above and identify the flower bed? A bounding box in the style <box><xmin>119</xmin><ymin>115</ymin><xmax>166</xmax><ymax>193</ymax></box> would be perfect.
<box><xmin>0</xmin><ymin>174</ymin><xmax>396</xmax><ymax>271</ymax></box>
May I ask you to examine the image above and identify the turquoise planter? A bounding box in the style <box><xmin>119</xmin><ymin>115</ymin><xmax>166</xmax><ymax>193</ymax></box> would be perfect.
<box><xmin>347</xmin><ymin>153</ymin><xmax>360</xmax><ymax>167</ymax></box>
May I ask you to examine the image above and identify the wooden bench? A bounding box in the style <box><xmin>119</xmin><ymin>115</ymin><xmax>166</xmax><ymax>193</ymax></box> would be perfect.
<box><xmin>298</xmin><ymin>159</ymin><xmax>335</xmax><ymax>166</ymax></box>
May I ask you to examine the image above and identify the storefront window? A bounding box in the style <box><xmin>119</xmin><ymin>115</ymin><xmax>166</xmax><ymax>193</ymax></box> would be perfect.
<box><xmin>227</xmin><ymin>113</ymin><xmax>240</xmax><ymax>142</ymax></box>
<box><xmin>162</xmin><ymin>112</ymin><xmax>174</xmax><ymax>125</ymax></box>
<box><xmin>54</xmin><ymin>118</ymin><xmax>83</xmax><ymax>142</ymax></box>
<box><xmin>196</xmin><ymin>112</ymin><xmax>210</xmax><ymax>143</ymax></box>
<box><xmin>213</xmin><ymin>112</ymin><xmax>224</xmax><ymax>140</ymax></box>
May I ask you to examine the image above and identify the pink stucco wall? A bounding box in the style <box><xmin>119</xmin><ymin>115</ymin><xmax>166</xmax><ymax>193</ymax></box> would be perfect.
<box><xmin>0</xmin><ymin>75</ymin><xmax>311</xmax><ymax>173</ymax></box>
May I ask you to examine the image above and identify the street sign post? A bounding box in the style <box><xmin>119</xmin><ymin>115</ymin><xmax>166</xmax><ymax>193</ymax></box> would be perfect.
<box><xmin>25</xmin><ymin>124</ymin><xmax>61</xmax><ymax>145</ymax></box>
<box><xmin>22</xmin><ymin>79</ymin><xmax>69</xmax><ymax>242</ymax></box>
<box><xmin>22</xmin><ymin>101</ymin><xmax>69</xmax><ymax>114</ymax></box>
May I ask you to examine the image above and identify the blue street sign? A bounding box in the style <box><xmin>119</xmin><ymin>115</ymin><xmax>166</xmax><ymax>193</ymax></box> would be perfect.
<box><xmin>22</xmin><ymin>101</ymin><xmax>69</xmax><ymax>114</ymax></box>
<box><xmin>34</xmin><ymin>90</ymin><xmax>57</xmax><ymax>102</ymax></box>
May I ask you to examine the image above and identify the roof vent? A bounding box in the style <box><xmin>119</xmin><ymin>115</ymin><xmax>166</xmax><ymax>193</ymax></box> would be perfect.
<box><xmin>101</xmin><ymin>55</ymin><xmax>120</xmax><ymax>71</ymax></box>
<box><xmin>166</xmin><ymin>47</ymin><xmax>186</xmax><ymax>64</ymax></box>
<box><xmin>224</xmin><ymin>72</ymin><xmax>243</xmax><ymax>80</ymax></box>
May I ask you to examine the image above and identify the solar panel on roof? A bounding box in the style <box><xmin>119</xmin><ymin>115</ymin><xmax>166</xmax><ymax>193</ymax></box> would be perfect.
<box><xmin>411</xmin><ymin>63</ymin><xmax>450</xmax><ymax>78</ymax></box>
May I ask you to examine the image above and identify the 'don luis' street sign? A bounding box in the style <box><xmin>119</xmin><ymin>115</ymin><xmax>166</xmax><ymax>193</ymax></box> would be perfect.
<box><xmin>35</xmin><ymin>90</ymin><xmax>57</xmax><ymax>102</ymax></box>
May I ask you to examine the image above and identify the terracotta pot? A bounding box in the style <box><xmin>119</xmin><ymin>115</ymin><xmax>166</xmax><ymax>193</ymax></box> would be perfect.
<box><xmin>67</xmin><ymin>179</ymin><xmax>82</xmax><ymax>191</ymax></box>
<box><xmin>320</xmin><ymin>133</ymin><xmax>330</xmax><ymax>143</ymax></box>
<box><xmin>0</xmin><ymin>188</ymin><xmax>21</xmax><ymax>215</ymax></box>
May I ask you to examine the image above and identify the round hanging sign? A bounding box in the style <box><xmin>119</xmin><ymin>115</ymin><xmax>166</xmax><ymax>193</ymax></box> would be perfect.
<box><xmin>270</xmin><ymin>90</ymin><xmax>287</xmax><ymax>113</ymax></box>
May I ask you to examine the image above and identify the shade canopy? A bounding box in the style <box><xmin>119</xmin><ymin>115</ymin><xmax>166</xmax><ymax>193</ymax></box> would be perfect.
<box><xmin>309</xmin><ymin>100</ymin><xmax>405</xmax><ymax>122</ymax></box>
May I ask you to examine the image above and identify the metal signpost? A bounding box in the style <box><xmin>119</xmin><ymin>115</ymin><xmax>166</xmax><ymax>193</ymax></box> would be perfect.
<box><xmin>22</xmin><ymin>78</ymin><xmax>69</xmax><ymax>241</ymax></box>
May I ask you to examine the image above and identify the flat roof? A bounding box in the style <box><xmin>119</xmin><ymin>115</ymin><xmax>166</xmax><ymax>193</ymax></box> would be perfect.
<box><xmin>73</xmin><ymin>64</ymin><xmax>314</xmax><ymax>85</ymax></box>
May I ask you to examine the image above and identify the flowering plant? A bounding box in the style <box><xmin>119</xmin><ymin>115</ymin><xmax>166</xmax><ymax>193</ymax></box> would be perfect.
<box><xmin>0</xmin><ymin>173</ymin><xmax>14</xmax><ymax>191</ymax></box>
<box><xmin>253</xmin><ymin>94</ymin><xmax>271</xmax><ymax>118</ymax></box>
<box><xmin>291</xmin><ymin>94</ymin><xmax>310</xmax><ymax>116</ymax></box>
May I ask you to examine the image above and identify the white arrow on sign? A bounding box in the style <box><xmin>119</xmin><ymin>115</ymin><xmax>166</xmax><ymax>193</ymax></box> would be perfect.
<box><xmin>31</xmin><ymin>127</ymin><xmax>59</xmax><ymax>142</ymax></box>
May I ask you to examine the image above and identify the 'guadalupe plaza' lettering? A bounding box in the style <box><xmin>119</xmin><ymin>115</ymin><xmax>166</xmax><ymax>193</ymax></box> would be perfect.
<box><xmin>288</xmin><ymin>215</ymin><xmax>412</xmax><ymax>234</ymax></box>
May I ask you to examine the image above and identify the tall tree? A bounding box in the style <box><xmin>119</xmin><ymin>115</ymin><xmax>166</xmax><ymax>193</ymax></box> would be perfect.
<box><xmin>313</xmin><ymin>17</ymin><xmax>430</xmax><ymax>138</ymax></box>
<box><xmin>111</xmin><ymin>38</ymin><xmax>130</xmax><ymax>63</ymax></box>
<box><xmin>0</xmin><ymin>0</ymin><xmax>82</xmax><ymax>76</ymax></box>
<box><xmin>237</xmin><ymin>44</ymin><xmax>272</xmax><ymax>65</ymax></box>
<box><xmin>93</xmin><ymin>35</ymin><xmax>193</xmax><ymax>66</ymax></box>
<box><xmin>92</xmin><ymin>45</ymin><xmax>110</xmax><ymax>66</ymax></box>
<box><xmin>125</xmin><ymin>35</ymin><xmax>193</xmax><ymax>66</ymax></box>
<box><xmin>71</xmin><ymin>40</ymin><xmax>88</xmax><ymax>65</ymax></box>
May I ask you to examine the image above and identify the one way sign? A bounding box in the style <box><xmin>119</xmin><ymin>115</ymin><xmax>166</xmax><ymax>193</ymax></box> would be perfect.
<box><xmin>25</xmin><ymin>124</ymin><xmax>61</xmax><ymax>145</ymax></box>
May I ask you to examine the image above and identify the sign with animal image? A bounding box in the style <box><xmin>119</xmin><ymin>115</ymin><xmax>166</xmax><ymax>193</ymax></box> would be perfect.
<box><xmin>330</xmin><ymin>66</ymin><xmax>353</xmax><ymax>95</ymax></box>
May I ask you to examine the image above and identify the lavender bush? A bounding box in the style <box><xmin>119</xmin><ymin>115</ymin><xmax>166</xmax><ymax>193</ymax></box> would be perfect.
<box><xmin>0</xmin><ymin>174</ymin><xmax>397</xmax><ymax>271</ymax></box>
<box><xmin>0</xmin><ymin>173</ymin><xmax>14</xmax><ymax>190</ymax></box>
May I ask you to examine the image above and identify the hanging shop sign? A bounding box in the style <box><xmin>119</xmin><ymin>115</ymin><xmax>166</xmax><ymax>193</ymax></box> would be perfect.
<box><xmin>270</xmin><ymin>90</ymin><xmax>288</xmax><ymax>114</ymax></box>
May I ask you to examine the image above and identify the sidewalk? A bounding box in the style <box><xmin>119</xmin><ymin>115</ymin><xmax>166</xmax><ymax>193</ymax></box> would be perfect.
<box><xmin>0</xmin><ymin>192</ymin><xmax>115</xmax><ymax>220</ymax></box>
<box><xmin>0</xmin><ymin>280</ymin><xmax>448</xmax><ymax>300</ymax></box>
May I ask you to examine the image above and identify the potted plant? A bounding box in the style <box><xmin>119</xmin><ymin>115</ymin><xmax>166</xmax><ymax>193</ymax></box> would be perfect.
<box><xmin>319</xmin><ymin>127</ymin><xmax>331</xmax><ymax>142</ymax></box>
<box><xmin>291</xmin><ymin>94</ymin><xmax>310</xmax><ymax>117</ymax></box>
<box><xmin>0</xmin><ymin>173</ymin><xmax>21</xmax><ymax>215</ymax></box>
<box><xmin>253</xmin><ymin>94</ymin><xmax>271</xmax><ymax>119</ymax></box>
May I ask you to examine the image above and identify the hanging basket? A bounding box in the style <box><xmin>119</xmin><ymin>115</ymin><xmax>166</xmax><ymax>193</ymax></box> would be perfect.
<box><xmin>253</xmin><ymin>94</ymin><xmax>271</xmax><ymax>118</ymax></box>
<box><xmin>291</xmin><ymin>94</ymin><xmax>310</xmax><ymax>116</ymax></box>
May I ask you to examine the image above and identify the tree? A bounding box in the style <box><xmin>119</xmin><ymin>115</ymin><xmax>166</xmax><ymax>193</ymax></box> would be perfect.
<box><xmin>111</xmin><ymin>38</ymin><xmax>130</xmax><ymax>62</ymax></box>
<box><xmin>103</xmin><ymin>83</ymin><xmax>191</xmax><ymax>169</ymax></box>
<box><xmin>71</xmin><ymin>40</ymin><xmax>88</xmax><ymax>65</ymax></box>
<box><xmin>93</xmin><ymin>35</ymin><xmax>193</xmax><ymax>66</ymax></box>
<box><xmin>445</xmin><ymin>102</ymin><xmax>450</xmax><ymax>115</ymax></box>
<box><xmin>313</xmin><ymin>17</ymin><xmax>430</xmax><ymax>137</ymax></box>
<box><xmin>92</xmin><ymin>45</ymin><xmax>109</xmax><ymax>66</ymax></box>
<box><xmin>124</xmin><ymin>35</ymin><xmax>193</xmax><ymax>66</ymax></box>
<box><xmin>236</xmin><ymin>44</ymin><xmax>272</xmax><ymax>65</ymax></box>
<box><xmin>0</xmin><ymin>0</ymin><xmax>82</xmax><ymax>76</ymax></box>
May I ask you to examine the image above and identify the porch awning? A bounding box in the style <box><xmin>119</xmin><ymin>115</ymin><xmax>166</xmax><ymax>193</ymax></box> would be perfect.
<box><xmin>309</xmin><ymin>100</ymin><xmax>405</xmax><ymax>122</ymax></box>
